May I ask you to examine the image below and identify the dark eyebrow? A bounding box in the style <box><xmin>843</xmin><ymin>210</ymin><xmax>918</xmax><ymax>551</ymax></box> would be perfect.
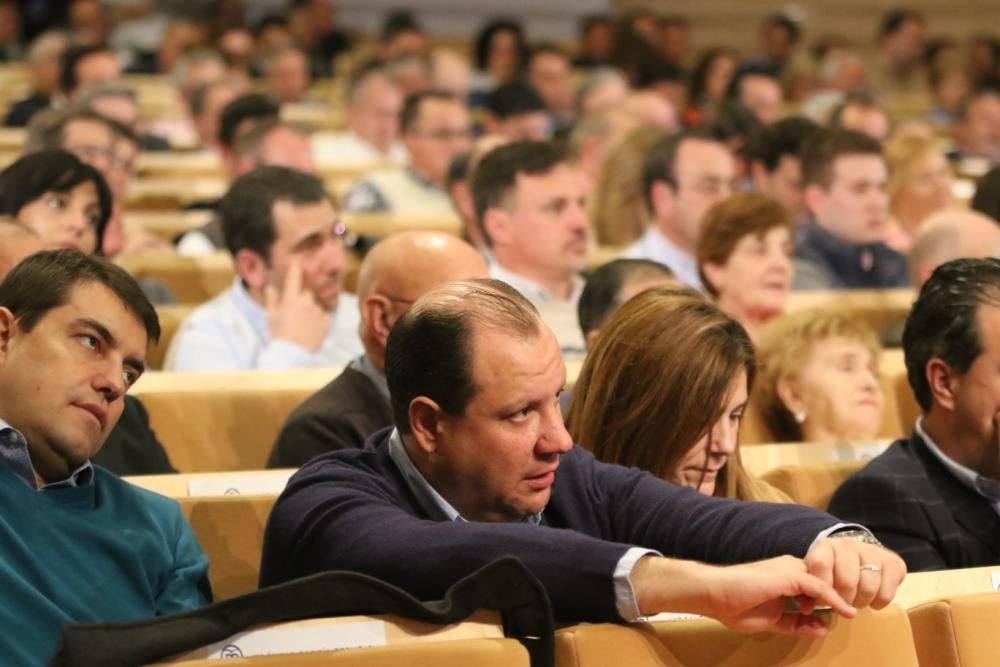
<box><xmin>76</xmin><ymin>317</ymin><xmax>146</xmax><ymax>377</ymax></box>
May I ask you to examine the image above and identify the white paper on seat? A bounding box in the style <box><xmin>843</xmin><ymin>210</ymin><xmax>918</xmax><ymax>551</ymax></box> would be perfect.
<box><xmin>187</xmin><ymin>472</ymin><xmax>292</xmax><ymax>497</ymax></box>
<box><xmin>202</xmin><ymin>619</ymin><xmax>387</xmax><ymax>658</ymax></box>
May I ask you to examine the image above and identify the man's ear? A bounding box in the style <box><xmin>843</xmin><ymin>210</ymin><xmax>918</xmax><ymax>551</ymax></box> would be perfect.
<box><xmin>234</xmin><ymin>249</ymin><xmax>268</xmax><ymax>291</ymax></box>
<box><xmin>749</xmin><ymin>161</ymin><xmax>768</xmax><ymax>191</ymax></box>
<box><xmin>803</xmin><ymin>183</ymin><xmax>825</xmax><ymax>218</ymax></box>
<box><xmin>650</xmin><ymin>181</ymin><xmax>676</xmax><ymax>220</ymax></box>
<box><xmin>483</xmin><ymin>206</ymin><xmax>512</xmax><ymax>247</ymax></box>
<box><xmin>0</xmin><ymin>307</ymin><xmax>16</xmax><ymax>364</ymax></box>
<box><xmin>409</xmin><ymin>397</ymin><xmax>444</xmax><ymax>455</ymax></box>
<box><xmin>926</xmin><ymin>358</ymin><xmax>957</xmax><ymax>412</ymax></box>
<box><xmin>361</xmin><ymin>294</ymin><xmax>393</xmax><ymax>348</ymax></box>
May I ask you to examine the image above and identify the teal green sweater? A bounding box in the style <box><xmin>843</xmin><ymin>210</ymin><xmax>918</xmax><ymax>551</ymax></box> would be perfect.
<box><xmin>0</xmin><ymin>464</ymin><xmax>211</xmax><ymax>665</ymax></box>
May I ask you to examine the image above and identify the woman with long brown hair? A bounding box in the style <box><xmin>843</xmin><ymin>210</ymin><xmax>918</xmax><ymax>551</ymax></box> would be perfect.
<box><xmin>566</xmin><ymin>285</ymin><xmax>787</xmax><ymax>502</ymax></box>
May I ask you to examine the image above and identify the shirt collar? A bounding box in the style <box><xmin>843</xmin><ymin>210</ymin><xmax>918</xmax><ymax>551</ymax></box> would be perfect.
<box><xmin>387</xmin><ymin>428</ymin><xmax>542</xmax><ymax>525</ymax></box>
<box><xmin>0</xmin><ymin>417</ymin><xmax>94</xmax><ymax>491</ymax></box>
<box><xmin>640</xmin><ymin>228</ymin><xmax>703</xmax><ymax>291</ymax></box>
<box><xmin>349</xmin><ymin>354</ymin><xmax>390</xmax><ymax>403</ymax></box>
<box><xmin>405</xmin><ymin>166</ymin><xmax>445</xmax><ymax>192</ymax></box>
<box><xmin>489</xmin><ymin>262</ymin><xmax>584</xmax><ymax>305</ymax></box>
<box><xmin>916</xmin><ymin>417</ymin><xmax>1000</xmax><ymax>507</ymax></box>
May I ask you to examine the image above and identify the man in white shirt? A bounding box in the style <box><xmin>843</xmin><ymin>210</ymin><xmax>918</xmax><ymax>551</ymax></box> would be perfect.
<box><xmin>473</xmin><ymin>140</ymin><xmax>589</xmax><ymax>354</ymax></box>
<box><xmin>621</xmin><ymin>131</ymin><xmax>736</xmax><ymax>290</ymax></box>
<box><xmin>313</xmin><ymin>64</ymin><xmax>407</xmax><ymax>167</ymax></box>
<box><xmin>165</xmin><ymin>166</ymin><xmax>362</xmax><ymax>371</ymax></box>
<box><xmin>342</xmin><ymin>90</ymin><xmax>470</xmax><ymax>216</ymax></box>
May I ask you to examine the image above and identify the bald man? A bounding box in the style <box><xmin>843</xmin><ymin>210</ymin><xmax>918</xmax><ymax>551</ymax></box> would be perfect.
<box><xmin>908</xmin><ymin>209</ymin><xmax>1000</xmax><ymax>286</ymax></box>
<box><xmin>0</xmin><ymin>222</ymin><xmax>43</xmax><ymax>280</ymax></box>
<box><xmin>267</xmin><ymin>231</ymin><xmax>488</xmax><ymax>467</ymax></box>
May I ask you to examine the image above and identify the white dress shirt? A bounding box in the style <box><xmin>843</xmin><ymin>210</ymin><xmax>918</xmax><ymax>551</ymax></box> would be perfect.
<box><xmin>312</xmin><ymin>131</ymin><xmax>407</xmax><ymax>167</ymax></box>
<box><xmin>489</xmin><ymin>262</ymin><xmax>586</xmax><ymax>356</ymax></box>
<box><xmin>916</xmin><ymin>418</ymin><xmax>1000</xmax><ymax>516</ymax></box>
<box><xmin>621</xmin><ymin>227</ymin><xmax>704</xmax><ymax>291</ymax></box>
<box><xmin>164</xmin><ymin>279</ymin><xmax>363</xmax><ymax>371</ymax></box>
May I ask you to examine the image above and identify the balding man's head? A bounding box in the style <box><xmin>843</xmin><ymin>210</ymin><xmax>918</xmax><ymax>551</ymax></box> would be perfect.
<box><xmin>385</xmin><ymin>278</ymin><xmax>541</xmax><ymax>434</ymax></box>
<box><xmin>357</xmin><ymin>232</ymin><xmax>488</xmax><ymax>367</ymax></box>
<box><xmin>0</xmin><ymin>222</ymin><xmax>43</xmax><ymax>280</ymax></box>
<box><xmin>909</xmin><ymin>209</ymin><xmax>1000</xmax><ymax>286</ymax></box>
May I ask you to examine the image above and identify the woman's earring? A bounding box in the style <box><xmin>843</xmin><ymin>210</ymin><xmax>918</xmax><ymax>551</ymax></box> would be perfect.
<box><xmin>794</xmin><ymin>410</ymin><xmax>807</xmax><ymax>424</ymax></box>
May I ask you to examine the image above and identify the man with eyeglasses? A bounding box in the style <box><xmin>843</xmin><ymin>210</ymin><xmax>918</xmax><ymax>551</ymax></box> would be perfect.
<box><xmin>342</xmin><ymin>90</ymin><xmax>471</xmax><ymax>216</ymax></box>
<box><xmin>165</xmin><ymin>166</ymin><xmax>363</xmax><ymax>371</ymax></box>
<box><xmin>268</xmin><ymin>231</ymin><xmax>487</xmax><ymax>467</ymax></box>
<box><xmin>621</xmin><ymin>130</ymin><xmax>737</xmax><ymax>291</ymax></box>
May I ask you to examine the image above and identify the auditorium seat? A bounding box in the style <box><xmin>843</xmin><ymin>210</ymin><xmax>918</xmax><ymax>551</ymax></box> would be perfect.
<box><xmin>131</xmin><ymin>368</ymin><xmax>335</xmax><ymax>472</ymax></box>
<box><xmin>759</xmin><ymin>460</ymin><xmax>866</xmax><ymax>509</ymax></box>
<box><xmin>115</xmin><ymin>252</ymin><xmax>234</xmax><ymax>304</ymax></box>
<box><xmin>179</xmin><ymin>494</ymin><xmax>275</xmax><ymax>600</ymax></box>
<box><xmin>784</xmin><ymin>289</ymin><xmax>914</xmax><ymax>342</ymax></box>
<box><xmin>161</xmin><ymin>638</ymin><xmax>529</xmax><ymax>666</ymax></box>
<box><xmin>893</xmin><ymin>565</ymin><xmax>1000</xmax><ymax>610</ymax></box>
<box><xmin>149</xmin><ymin>305</ymin><xmax>194</xmax><ymax>370</ymax></box>
<box><xmin>554</xmin><ymin>606</ymin><xmax>918</xmax><ymax>666</ymax></box>
<box><xmin>740</xmin><ymin>441</ymin><xmax>890</xmax><ymax>477</ymax></box>
<box><xmin>908</xmin><ymin>593</ymin><xmax>1000</xmax><ymax>667</ymax></box>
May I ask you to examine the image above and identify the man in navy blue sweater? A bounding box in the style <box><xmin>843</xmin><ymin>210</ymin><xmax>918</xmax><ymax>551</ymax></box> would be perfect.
<box><xmin>260</xmin><ymin>278</ymin><xmax>905</xmax><ymax>632</ymax></box>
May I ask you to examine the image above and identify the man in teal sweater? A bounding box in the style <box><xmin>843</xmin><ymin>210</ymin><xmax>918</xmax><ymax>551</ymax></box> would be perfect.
<box><xmin>0</xmin><ymin>249</ymin><xmax>211</xmax><ymax>665</ymax></box>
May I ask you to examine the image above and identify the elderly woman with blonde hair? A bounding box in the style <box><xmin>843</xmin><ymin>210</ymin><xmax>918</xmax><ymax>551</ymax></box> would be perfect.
<box><xmin>754</xmin><ymin>309</ymin><xmax>885</xmax><ymax>443</ymax></box>
<box><xmin>567</xmin><ymin>285</ymin><xmax>789</xmax><ymax>502</ymax></box>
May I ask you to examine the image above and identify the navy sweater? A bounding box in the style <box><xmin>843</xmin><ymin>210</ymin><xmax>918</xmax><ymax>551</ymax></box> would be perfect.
<box><xmin>260</xmin><ymin>429</ymin><xmax>841</xmax><ymax>623</ymax></box>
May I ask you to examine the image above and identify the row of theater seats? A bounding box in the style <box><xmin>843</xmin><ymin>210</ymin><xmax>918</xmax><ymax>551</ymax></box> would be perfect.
<box><xmin>148</xmin><ymin>564</ymin><xmax>1000</xmax><ymax>665</ymax></box>
<box><xmin>127</xmin><ymin>347</ymin><xmax>916</xmax><ymax>474</ymax></box>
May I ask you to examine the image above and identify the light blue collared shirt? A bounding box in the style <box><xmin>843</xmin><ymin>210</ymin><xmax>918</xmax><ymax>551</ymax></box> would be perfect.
<box><xmin>916</xmin><ymin>417</ymin><xmax>1000</xmax><ymax>516</ymax></box>
<box><xmin>164</xmin><ymin>278</ymin><xmax>363</xmax><ymax>371</ymax></box>
<box><xmin>621</xmin><ymin>227</ymin><xmax>704</xmax><ymax>292</ymax></box>
<box><xmin>0</xmin><ymin>418</ymin><xmax>94</xmax><ymax>490</ymax></box>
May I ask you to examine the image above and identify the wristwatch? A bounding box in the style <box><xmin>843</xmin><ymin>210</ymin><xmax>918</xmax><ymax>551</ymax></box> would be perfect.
<box><xmin>830</xmin><ymin>529</ymin><xmax>883</xmax><ymax>546</ymax></box>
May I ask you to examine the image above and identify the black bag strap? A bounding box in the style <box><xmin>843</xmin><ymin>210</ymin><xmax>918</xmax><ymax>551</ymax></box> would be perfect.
<box><xmin>49</xmin><ymin>556</ymin><xmax>553</xmax><ymax>667</ymax></box>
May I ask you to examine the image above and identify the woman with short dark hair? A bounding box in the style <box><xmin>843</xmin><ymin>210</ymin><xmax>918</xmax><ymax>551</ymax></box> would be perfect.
<box><xmin>0</xmin><ymin>149</ymin><xmax>112</xmax><ymax>254</ymax></box>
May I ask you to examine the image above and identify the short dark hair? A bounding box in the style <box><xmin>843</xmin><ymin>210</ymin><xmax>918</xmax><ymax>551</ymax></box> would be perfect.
<box><xmin>399</xmin><ymin>90</ymin><xmax>458</xmax><ymax>135</ymax></box>
<box><xmin>903</xmin><ymin>257</ymin><xmax>1000</xmax><ymax>412</ymax></box>
<box><xmin>878</xmin><ymin>8</ymin><xmax>924</xmax><ymax>40</ymax></box>
<box><xmin>380</xmin><ymin>9</ymin><xmax>423</xmax><ymax>44</ymax></box>
<box><xmin>763</xmin><ymin>14</ymin><xmax>801</xmax><ymax>43</ymax></box>
<box><xmin>641</xmin><ymin>129</ymin><xmax>719</xmax><ymax>211</ymax></box>
<box><xmin>27</xmin><ymin>107</ymin><xmax>115</xmax><ymax>153</ymax></box>
<box><xmin>473</xmin><ymin>19</ymin><xmax>526</xmax><ymax>72</ymax></box>
<box><xmin>800</xmin><ymin>127</ymin><xmax>883</xmax><ymax>189</ymax></box>
<box><xmin>829</xmin><ymin>90</ymin><xmax>887</xmax><ymax>129</ymax></box>
<box><xmin>471</xmin><ymin>140</ymin><xmax>567</xmax><ymax>245</ymax></box>
<box><xmin>60</xmin><ymin>44</ymin><xmax>114</xmax><ymax>95</ymax></box>
<box><xmin>0</xmin><ymin>249</ymin><xmax>159</xmax><ymax>344</ymax></box>
<box><xmin>346</xmin><ymin>60</ymin><xmax>387</xmax><ymax>104</ymax></box>
<box><xmin>219</xmin><ymin>165</ymin><xmax>329</xmax><ymax>260</ymax></box>
<box><xmin>580</xmin><ymin>14</ymin><xmax>612</xmax><ymax>37</ymax></box>
<box><xmin>486</xmin><ymin>80</ymin><xmax>547</xmax><ymax>120</ymax></box>
<box><xmin>252</xmin><ymin>15</ymin><xmax>287</xmax><ymax>38</ymax></box>
<box><xmin>385</xmin><ymin>278</ymin><xmax>540</xmax><ymax>434</ymax></box>
<box><xmin>217</xmin><ymin>93</ymin><xmax>280</xmax><ymax>149</ymax></box>
<box><xmin>528</xmin><ymin>42</ymin><xmax>568</xmax><ymax>67</ymax></box>
<box><xmin>0</xmin><ymin>150</ymin><xmax>113</xmax><ymax>253</ymax></box>
<box><xmin>578</xmin><ymin>259</ymin><xmax>675</xmax><ymax>336</ymax></box>
<box><xmin>746</xmin><ymin>116</ymin><xmax>820</xmax><ymax>173</ymax></box>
